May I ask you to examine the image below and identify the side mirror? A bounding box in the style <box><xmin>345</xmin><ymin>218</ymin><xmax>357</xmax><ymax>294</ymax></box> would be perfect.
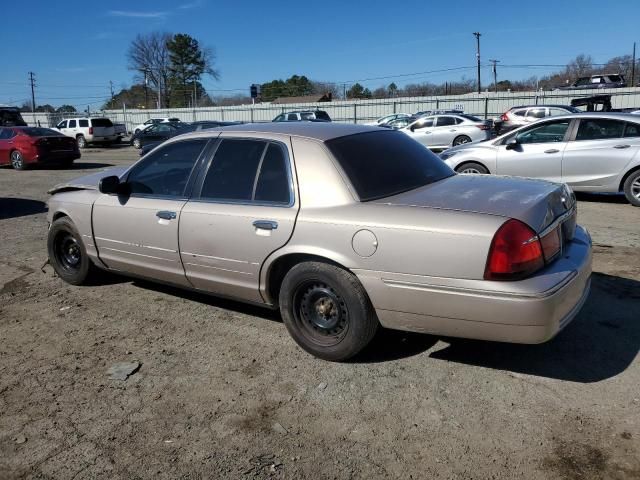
<box><xmin>505</xmin><ymin>137</ymin><xmax>519</xmax><ymax>150</ymax></box>
<box><xmin>99</xmin><ymin>175</ymin><xmax>122</xmax><ymax>194</ymax></box>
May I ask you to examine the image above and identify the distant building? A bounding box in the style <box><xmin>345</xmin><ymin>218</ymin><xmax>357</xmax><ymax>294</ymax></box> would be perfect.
<box><xmin>271</xmin><ymin>93</ymin><xmax>332</xmax><ymax>104</ymax></box>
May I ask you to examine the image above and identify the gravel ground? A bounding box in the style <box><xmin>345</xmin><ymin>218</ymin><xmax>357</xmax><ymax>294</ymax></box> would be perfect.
<box><xmin>1</xmin><ymin>146</ymin><xmax>639</xmax><ymax>480</ymax></box>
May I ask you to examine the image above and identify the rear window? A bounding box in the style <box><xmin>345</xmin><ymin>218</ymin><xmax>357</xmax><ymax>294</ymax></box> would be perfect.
<box><xmin>21</xmin><ymin>128</ymin><xmax>64</xmax><ymax>137</ymax></box>
<box><xmin>315</xmin><ymin>111</ymin><xmax>331</xmax><ymax>121</ymax></box>
<box><xmin>607</xmin><ymin>75</ymin><xmax>623</xmax><ymax>83</ymax></box>
<box><xmin>91</xmin><ymin>118</ymin><xmax>113</xmax><ymax>127</ymax></box>
<box><xmin>168</xmin><ymin>118</ymin><xmax>181</xmax><ymax>122</ymax></box>
<box><xmin>325</xmin><ymin>130</ymin><xmax>454</xmax><ymax>201</ymax></box>
<box><xmin>458</xmin><ymin>114</ymin><xmax>483</xmax><ymax>122</ymax></box>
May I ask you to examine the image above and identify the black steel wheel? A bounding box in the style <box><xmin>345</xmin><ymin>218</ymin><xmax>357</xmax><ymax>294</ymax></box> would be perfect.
<box><xmin>47</xmin><ymin>217</ymin><xmax>99</xmax><ymax>285</ymax></box>
<box><xmin>279</xmin><ymin>261</ymin><xmax>378</xmax><ymax>361</ymax></box>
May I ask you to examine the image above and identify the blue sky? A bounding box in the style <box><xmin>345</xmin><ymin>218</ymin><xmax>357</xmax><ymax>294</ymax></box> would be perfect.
<box><xmin>1</xmin><ymin>0</ymin><xmax>639</xmax><ymax>109</ymax></box>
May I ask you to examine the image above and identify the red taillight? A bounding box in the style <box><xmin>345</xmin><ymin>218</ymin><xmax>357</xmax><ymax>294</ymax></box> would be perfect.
<box><xmin>539</xmin><ymin>226</ymin><xmax>561</xmax><ymax>263</ymax></box>
<box><xmin>500</xmin><ymin>113</ymin><xmax>509</xmax><ymax>121</ymax></box>
<box><xmin>485</xmin><ymin>219</ymin><xmax>544</xmax><ymax>280</ymax></box>
<box><xmin>89</xmin><ymin>127</ymin><xmax>94</xmax><ymax>134</ymax></box>
<box><xmin>476</xmin><ymin>124</ymin><xmax>490</xmax><ymax>130</ymax></box>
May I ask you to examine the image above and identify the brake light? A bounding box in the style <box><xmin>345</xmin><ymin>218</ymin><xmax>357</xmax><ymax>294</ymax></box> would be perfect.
<box><xmin>539</xmin><ymin>226</ymin><xmax>561</xmax><ymax>263</ymax></box>
<box><xmin>485</xmin><ymin>219</ymin><xmax>544</xmax><ymax>280</ymax></box>
<box><xmin>476</xmin><ymin>124</ymin><xmax>490</xmax><ymax>130</ymax></box>
<box><xmin>89</xmin><ymin>127</ymin><xmax>94</xmax><ymax>134</ymax></box>
<box><xmin>500</xmin><ymin>113</ymin><xmax>509</xmax><ymax>121</ymax></box>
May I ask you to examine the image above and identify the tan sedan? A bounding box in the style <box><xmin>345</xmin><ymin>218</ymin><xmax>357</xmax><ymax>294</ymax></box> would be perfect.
<box><xmin>47</xmin><ymin>123</ymin><xmax>592</xmax><ymax>361</ymax></box>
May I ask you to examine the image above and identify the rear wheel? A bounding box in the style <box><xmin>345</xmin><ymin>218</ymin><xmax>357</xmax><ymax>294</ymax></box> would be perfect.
<box><xmin>456</xmin><ymin>161</ymin><xmax>489</xmax><ymax>175</ymax></box>
<box><xmin>10</xmin><ymin>150</ymin><xmax>26</xmax><ymax>170</ymax></box>
<box><xmin>76</xmin><ymin>135</ymin><xmax>87</xmax><ymax>149</ymax></box>
<box><xmin>623</xmin><ymin>170</ymin><xmax>640</xmax><ymax>207</ymax></box>
<box><xmin>48</xmin><ymin>217</ymin><xmax>99</xmax><ymax>285</ymax></box>
<box><xmin>132</xmin><ymin>138</ymin><xmax>141</xmax><ymax>149</ymax></box>
<box><xmin>453</xmin><ymin>135</ymin><xmax>472</xmax><ymax>146</ymax></box>
<box><xmin>279</xmin><ymin>261</ymin><xmax>379</xmax><ymax>361</ymax></box>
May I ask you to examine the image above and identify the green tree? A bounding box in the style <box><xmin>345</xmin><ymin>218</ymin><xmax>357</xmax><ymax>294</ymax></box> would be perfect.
<box><xmin>56</xmin><ymin>105</ymin><xmax>76</xmax><ymax>113</ymax></box>
<box><xmin>260</xmin><ymin>75</ymin><xmax>314</xmax><ymax>101</ymax></box>
<box><xmin>35</xmin><ymin>104</ymin><xmax>55</xmax><ymax>113</ymax></box>
<box><xmin>388</xmin><ymin>82</ymin><xmax>398</xmax><ymax>97</ymax></box>
<box><xmin>346</xmin><ymin>83</ymin><xmax>372</xmax><ymax>99</ymax></box>
<box><xmin>166</xmin><ymin>33</ymin><xmax>219</xmax><ymax>107</ymax></box>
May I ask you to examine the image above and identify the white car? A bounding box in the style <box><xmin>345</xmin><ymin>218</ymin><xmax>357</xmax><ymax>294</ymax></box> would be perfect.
<box><xmin>133</xmin><ymin>117</ymin><xmax>181</xmax><ymax>134</ymax></box>
<box><xmin>365</xmin><ymin>113</ymin><xmax>411</xmax><ymax>126</ymax></box>
<box><xmin>55</xmin><ymin>118</ymin><xmax>117</xmax><ymax>148</ymax></box>
<box><xmin>400</xmin><ymin>114</ymin><xmax>492</xmax><ymax>149</ymax></box>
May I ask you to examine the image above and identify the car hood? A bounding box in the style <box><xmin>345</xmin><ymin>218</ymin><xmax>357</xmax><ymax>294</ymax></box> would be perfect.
<box><xmin>375</xmin><ymin>174</ymin><xmax>574</xmax><ymax>233</ymax></box>
<box><xmin>47</xmin><ymin>166</ymin><xmax>128</xmax><ymax>194</ymax></box>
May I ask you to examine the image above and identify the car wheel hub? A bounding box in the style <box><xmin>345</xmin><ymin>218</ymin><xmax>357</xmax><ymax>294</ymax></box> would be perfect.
<box><xmin>294</xmin><ymin>283</ymin><xmax>348</xmax><ymax>344</ymax></box>
<box><xmin>632</xmin><ymin>178</ymin><xmax>640</xmax><ymax>200</ymax></box>
<box><xmin>461</xmin><ymin>167</ymin><xmax>480</xmax><ymax>174</ymax></box>
<box><xmin>56</xmin><ymin>233</ymin><xmax>82</xmax><ymax>271</ymax></box>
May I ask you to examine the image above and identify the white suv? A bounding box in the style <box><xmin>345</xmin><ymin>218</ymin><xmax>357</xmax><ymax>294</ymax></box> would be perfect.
<box><xmin>55</xmin><ymin>118</ymin><xmax>117</xmax><ymax>148</ymax></box>
<box><xmin>133</xmin><ymin>117</ymin><xmax>181</xmax><ymax>134</ymax></box>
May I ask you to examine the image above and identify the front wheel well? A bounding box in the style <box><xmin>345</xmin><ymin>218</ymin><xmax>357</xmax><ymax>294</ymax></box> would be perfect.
<box><xmin>265</xmin><ymin>253</ymin><xmax>349</xmax><ymax>306</ymax></box>
<box><xmin>52</xmin><ymin>212</ymin><xmax>69</xmax><ymax>222</ymax></box>
<box><xmin>619</xmin><ymin>166</ymin><xmax>640</xmax><ymax>192</ymax></box>
<box><xmin>455</xmin><ymin>161</ymin><xmax>491</xmax><ymax>174</ymax></box>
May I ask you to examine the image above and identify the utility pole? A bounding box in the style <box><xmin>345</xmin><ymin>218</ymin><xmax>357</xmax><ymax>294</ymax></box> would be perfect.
<box><xmin>632</xmin><ymin>42</ymin><xmax>636</xmax><ymax>87</ymax></box>
<box><xmin>143</xmin><ymin>69</ymin><xmax>149</xmax><ymax>109</ymax></box>
<box><xmin>473</xmin><ymin>32</ymin><xmax>481</xmax><ymax>94</ymax></box>
<box><xmin>489</xmin><ymin>59</ymin><xmax>500</xmax><ymax>93</ymax></box>
<box><xmin>109</xmin><ymin>80</ymin><xmax>115</xmax><ymax>105</ymax></box>
<box><xmin>28</xmin><ymin>72</ymin><xmax>36</xmax><ymax>112</ymax></box>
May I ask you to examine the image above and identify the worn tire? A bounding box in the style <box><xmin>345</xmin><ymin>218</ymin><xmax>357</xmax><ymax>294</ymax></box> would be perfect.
<box><xmin>623</xmin><ymin>169</ymin><xmax>640</xmax><ymax>207</ymax></box>
<box><xmin>452</xmin><ymin>135</ymin><xmax>472</xmax><ymax>146</ymax></box>
<box><xmin>279</xmin><ymin>261</ymin><xmax>379</xmax><ymax>361</ymax></box>
<box><xmin>47</xmin><ymin>217</ymin><xmax>98</xmax><ymax>285</ymax></box>
<box><xmin>10</xmin><ymin>150</ymin><xmax>27</xmax><ymax>170</ymax></box>
<box><xmin>76</xmin><ymin>135</ymin><xmax>87</xmax><ymax>149</ymax></box>
<box><xmin>456</xmin><ymin>161</ymin><xmax>489</xmax><ymax>174</ymax></box>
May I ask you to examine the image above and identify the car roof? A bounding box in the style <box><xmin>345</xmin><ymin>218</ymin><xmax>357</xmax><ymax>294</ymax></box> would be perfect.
<box><xmin>171</xmin><ymin>121</ymin><xmax>380</xmax><ymax>141</ymax></box>
<box><xmin>509</xmin><ymin>105</ymin><xmax>576</xmax><ymax>110</ymax></box>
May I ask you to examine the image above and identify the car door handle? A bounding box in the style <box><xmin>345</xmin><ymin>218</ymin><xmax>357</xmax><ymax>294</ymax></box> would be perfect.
<box><xmin>613</xmin><ymin>144</ymin><xmax>631</xmax><ymax>149</ymax></box>
<box><xmin>253</xmin><ymin>220</ymin><xmax>278</xmax><ymax>230</ymax></box>
<box><xmin>449</xmin><ymin>129</ymin><xmax>457</xmax><ymax>132</ymax></box>
<box><xmin>544</xmin><ymin>149</ymin><xmax>560</xmax><ymax>154</ymax></box>
<box><xmin>156</xmin><ymin>210</ymin><xmax>176</xmax><ymax>220</ymax></box>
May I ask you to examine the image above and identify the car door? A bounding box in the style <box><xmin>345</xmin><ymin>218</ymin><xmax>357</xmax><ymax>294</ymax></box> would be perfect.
<box><xmin>430</xmin><ymin>116</ymin><xmax>458</xmax><ymax>147</ymax></box>
<box><xmin>179</xmin><ymin>136</ymin><xmax>298</xmax><ymax>303</ymax></box>
<box><xmin>404</xmin><ymin>117</ymin><xmax>435</xmax><ymax>147</ymax></box>
<box><xmin>67</xmin><ymin>119</ymin><xmax>78</xmax><ymax>137</ymax></box>
<box><xmin>56</xmin><ymin>120</ymin><xmax>69</xmax><ymax>137</ymax></box>
<box><xmin>561</xmin><ymin>118</ymin><xmax>640</xmax><ymax>188</ymax></box>
<box><xmin>495</xmin><ymin>119</ymin><xmax>572</xmax><ymax>182</ymax></box>
<box><xmin>92</xmin><ymin>138</ymin><xmax>210</xmax><ymax>286</ymax></box>
<box><xmin>0</xmin><ymin>128</ymin><xmax>12</xmax><ymax>164</ymax></box>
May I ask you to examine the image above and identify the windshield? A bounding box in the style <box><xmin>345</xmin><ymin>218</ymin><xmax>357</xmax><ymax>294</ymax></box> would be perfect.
<box><xmin>21</xmin><ymin>127</ymin><xmax>64</xmax><ymax>137</ymax></box>
<box><xmin>325</xmin><ymin>130</ymin><xmax>454</xmax><ymax>201</ymax></box>
<box><xmin>458</xmin><ymin>114</ymin><xmax>483</xmax><ymax>122</ymax></box>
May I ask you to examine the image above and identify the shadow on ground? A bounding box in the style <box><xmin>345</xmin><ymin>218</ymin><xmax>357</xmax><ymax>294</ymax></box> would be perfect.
<box><xmin>429</xmin><ymin>273</ymin><xmax>640</xmax><ymax>383</ymax></box>
<box><xmin>0</xmin><ymin>198</ymin><xmax>47</xmax><ymax>220</ymax></box>
<box><xmin>576</xmin><ymin>192</ymin><xmax>628</xmax><ymax>204</ymax></box>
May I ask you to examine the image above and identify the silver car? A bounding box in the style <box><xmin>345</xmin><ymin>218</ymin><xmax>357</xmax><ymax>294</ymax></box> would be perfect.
<box><xmin>441</xmin><ymin>113</ymin><xmax>640</xmax><ymax>206</ymax></box>
<box><xmin>400</xmin><ymin>114</ymin><xmax>491</xmax><ymax>149</ymax></box>
<box><xmin>46</xmin><ymin>123</ymin><xmax>591</xmax><ymax>361</ymax></box>
<box><xmin>496</xmin><ymin>105</ymin><xmax>582</xmax><ymax>134</ymax></box>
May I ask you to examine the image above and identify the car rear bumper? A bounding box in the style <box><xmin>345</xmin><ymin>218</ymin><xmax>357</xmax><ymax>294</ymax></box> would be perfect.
<box><xmin>355</xmin><ymin>225</ymin><xmax>592</xmax><ymax>344</ymax></box>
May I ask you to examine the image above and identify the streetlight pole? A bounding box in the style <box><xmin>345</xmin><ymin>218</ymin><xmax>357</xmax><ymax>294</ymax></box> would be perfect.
<box><xmin>473</xmin><ymin>32</ymin><xmax>482</xmax><ymax>94</ymax></box>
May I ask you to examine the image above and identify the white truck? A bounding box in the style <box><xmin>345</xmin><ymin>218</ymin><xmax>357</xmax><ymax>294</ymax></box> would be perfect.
<box><xmin>55</xmin><ymin>118</ymin><xmax>118</xmax><ymax>148</ymax></box>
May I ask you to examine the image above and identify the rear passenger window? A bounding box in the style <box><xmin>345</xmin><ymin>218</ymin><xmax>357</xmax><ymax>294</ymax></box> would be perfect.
<box><xmin>68</xmin><ymin>120</ymin><xmax>76</xmax><ymax>128</ymax></box>
<box><xmin>200</xmin><ymin>140</ymin><xmax>267</xmax><ymax>201</ymax></box>
<box><xmin>287</xmin><ymin>113</ymin><xmax>298</xmax><ymax>121</ymax></box>
<box><xmin>576</xmin><ymin>119</ymin><xmax>625</xmax><ymax>141</ymax></box>
<box><xmin>254</xmin><ymin>144</ymin><xmax>291</xmax><ymax>204</ymax></box>
<box><xmin>624</xmin><ymin>123</ymin><xmax>640</xmax><ymax>138</ymax></box>
<box><xmin>526</xmin><ymin>108</ymin><xmax>546</xmax><ymax>119</ymax></box>
<box><xmin>79</xmin><ymin>120</ymin><xmax>89</xmax><ymax>127</ymax></box>
<box><xmin>436</xmin><ymin>116</ymin><xmax>456</xmax><ymax>126</ymax></box>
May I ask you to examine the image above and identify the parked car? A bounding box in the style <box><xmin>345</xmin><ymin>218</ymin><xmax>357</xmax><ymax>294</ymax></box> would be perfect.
<box><xmin>558</xmin><ymin>73</ymin><xmax>626</xmax><ymax>90</ymax></box>
<box><xmin>138</xmin><ymin>121</ymin><xmax>244</xmax><ymax>156</ymax></box>
<box><xmin>384</xmin><ymin>117</ymin><xmax>413</xmax><ymax>129</ymax></box>
<box><xmin>113</xmin><ymin>123</ymin><xmax>128</xmax><ymax>141</ymax></box>
<box><xmin>365</xmin><ymin>113</ymin><xmax>411</xmax><ymax>126</ymax></box>
<box><xmin>133</xmin><ymin>117</ymin><xmax>181</xmax><ymax>134</ymax></box>
<box><xmin>46</xmin><ymin>123</ymin><xmax>591</xmax><ymax>361</ymax></box>
<box><xmin>495</xmin><ymin>105</ymin><xmax>582</xmax><ymax>134</ymax></box>
<box><xmin>130</xmin><ymin>122</ymin><xmax>186</xmax><ymax>149</ymax></box>
<box><xmin>0</xmin><ymin>106</ymin><xmax>27</xmax><ymax>126</ymax></box>
<box><xmin>272</xmin><ymin>110</ymin><xmax>331</xmax><ymax>122</ymax></box>
<box><xmin>414</xmin><ymin>109</ymin><xmax>464</xmax><ymax>118</ymax></box>
<box><xmin>400</xmin><ymin>114</ymin><xmax>491</xmax><ymax>149</ymax></box>
<box><xmin>0</xmin><ymin>127</ymin><xmax>80</xmax><ymax>170</ymax></box>
<box><xmin>440</xmin><ymin>113</ymin><xmax>640</xmax><ymax>206</ymax></box>
<box><xmin>55</xmin><ymin>117</ymin><xmax>117</xmax><ymax>148</ymax></box>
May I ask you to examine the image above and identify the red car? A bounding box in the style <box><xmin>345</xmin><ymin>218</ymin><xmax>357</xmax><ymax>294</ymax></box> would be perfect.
<box><xmin>0</xmin><ymin>126</ymin><xmax>80</xmax><ymax>170</ymax></box>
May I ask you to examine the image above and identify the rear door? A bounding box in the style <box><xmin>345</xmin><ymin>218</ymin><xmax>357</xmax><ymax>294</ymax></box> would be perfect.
<box><xmin>430</xmin><ymin>116</ymin><xmax>458</xmax><ymax>147</ymax></box>
<box><xmin>561</xmin><ymin>118</ymin><xmax>640</xmax><ymax>188</ymax></box>
<box><xmin>0</xmin><ymin>128</ymin><xmax>13</xmax><ymax>164</ymax></box>
<box><xmin>93</xmin><ymin>138</ymin><xmax>210</xmax><ymax>285</ymax></box>
<box><xmin>495</xmin><ymin>119</ymin><xmax>572</xmax><ymax>182</ymax></box>
<box><xmin>179</xmin><ymin>136</ymin><xmax>298</xmax><ymax>303</ymax></box>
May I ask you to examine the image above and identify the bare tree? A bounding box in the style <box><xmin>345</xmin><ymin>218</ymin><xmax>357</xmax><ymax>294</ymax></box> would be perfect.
<box><xmin>127</xmin><ymin>32</ymin><xmax>172</xmax><ymax>108</ymax></box>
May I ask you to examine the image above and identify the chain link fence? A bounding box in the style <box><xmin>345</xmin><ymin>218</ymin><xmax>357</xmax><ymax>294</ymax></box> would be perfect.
<box><xmin>26</xmin><ymin>87</ymin><xmax>640</xmax><ymax>132</ymax></box>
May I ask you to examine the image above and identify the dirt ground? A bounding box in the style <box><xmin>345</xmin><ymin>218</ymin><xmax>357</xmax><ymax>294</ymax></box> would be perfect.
<box><xmin>1</xmin><ymin>146</ymin><xmax>639</xmax><ymax>480</ymax></box>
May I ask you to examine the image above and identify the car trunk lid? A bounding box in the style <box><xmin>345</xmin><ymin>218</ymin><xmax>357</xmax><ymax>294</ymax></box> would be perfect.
<box><xmin>375</xmin><ymin>174</ymin><xmax>576</xmax><ymax>235</ymax></box>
